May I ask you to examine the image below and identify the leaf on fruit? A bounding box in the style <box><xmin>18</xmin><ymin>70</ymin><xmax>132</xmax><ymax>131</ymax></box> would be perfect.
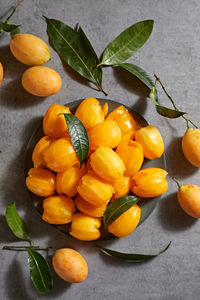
<box><xmin>27</xmin><ymin>249</ymin><xmax>53</xmax><ymax>293</ymax></box>
<box><xmin>63</xmin><ymin>113</ymin><xmax>89</xmax><ymax>165</ymax></box>
<box><xmin>0</xmin><ymin>22</ymin><xmax>20</xmax><ymax>32</ymax></box>
<box><xmin>44</xmin><ymin>17</ymin><xmax>105</xmax><ymax>94</ymax></box>
<box><xmin>103</xmin><ymin>196</ymin><xmax>140</xmax><ymax>229</ymax></box>
<box><xmin>6</xmin><ymin>202</ymin><xmax>32</xmax><ymax>243</ymax></box>
<box><xmin>99</xmin><ymin>20</ymin><xmax>154</xmax><ymax>66</ymax></box>
<box><xmin>96</xmin><ymin>241</ymin><xmax>171</xmax><ymax>262</ymax></box>
<box><xmin>156</xmin><ymin>105</ymin><xmax>186</xmax><ymax>118</ymax></box>
<box><xmin>118</xmin><ymin>63</ymin><xmax>154</xmax><ymax>90</ymax></box>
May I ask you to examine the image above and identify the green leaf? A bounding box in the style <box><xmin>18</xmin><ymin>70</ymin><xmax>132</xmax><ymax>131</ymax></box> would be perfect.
<box><xmin>119</xmin><ymin>63</ymin><xmax>154</xmax><ymax>90</ymax></box>
<box><xmin>63</xmin><ymin>113</ymin><xmax>89</xmax><ymax>165</ymax></box>
<box><xmin>1</xmin><ymin>22</ymin><xmax>20</xmax><ymax>32</ymax></box>
<box><xmin>149</xmin><ymin>84</ymin><xmax>158</xmax><ymax>105</ymax></box>
<box><xmin>6</xmin><ymin>202</ymin><xmax>32</xmax><ymax>243</ymax></box>
<box><xmin>44</xmin><ymin>17</ymin><xmax>105</xmax><ymax>94</ymax></box>
<box><xmin>10</xmin><ymin>26</ymin><xmax>20</xmax><ymax>37</ymax></box>
<box><xmin>96</xmin><ymin>241</ymin><xmax>171</xmax><ymax>262</ymax></box>
<box><xmin>99</xmin><ymin>20</ymin><xmax>154</xmax><ymax>66</ymax></box>
<box><xmin>103</xmin><ymin>196</ymin><xmax>140</xmax><ymax>229</ymax></box>
<box><xmin>156</xmin><ymin>105</ymin><xmax>186</xmax><ymax>118</ymax></box>
<box><xmin>77</xmin><ymin>25</ymin><xmax>100</xmax><ymax>64</ymax></box>
<box><xmin>27</xmin><ymin>249</ymin><xmax>53</xmax><ymax>294</ymax></box>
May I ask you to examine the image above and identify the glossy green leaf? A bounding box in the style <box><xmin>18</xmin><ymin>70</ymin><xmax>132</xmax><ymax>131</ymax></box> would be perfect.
<box><xmin>44</xmin><ymin>17</ymin><xmax>105</xmax><ymax>94</ymax></box>
<box><xmin>0</xmin><ymin>22</ymin><xmax>20</xmax><ymax>32</ymax></box>
<box><xmin>156</xmin><ymin>105</ymin><xmax>186</xmax><ymax>118</ymax></box>
<box><xmin>63</xmin><ymin>113</ymin><xmax>89</xmax><ymax>165</ymax></box>
<box><xmin>77</xmin><ymin>25</ymin><xmax>100</xmax><ymax>63</ymax></box>
<box><xmin>119</xmin><ymin>63</ymin><xmax>154</xmax><ymax>90</ymax></box>
<box><xmin>103</xmin><ymin>196</ymin><xmax>140</xmax><ymax>229</ymax></box>
<box><xmin>96</xmin><ymin>241</ymin><xmax>171</xmax><ymax>262</ymax></box>
<box><xmin>99</xmin><ymin>20</ymin><xmax>154</xmax><ymax>66</ymax></box>
<box><xmin>6</xmin><ymin>202</ymin><xmax>32</xmax><ymax>243</ymax></box>
<box><xmin>27</xmin><ymin>249</ymin><xmax>53</xmax><ymax>294</ymax></box>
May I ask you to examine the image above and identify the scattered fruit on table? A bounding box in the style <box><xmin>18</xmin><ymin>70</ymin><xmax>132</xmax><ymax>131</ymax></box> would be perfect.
<box><xmin>26</xmin><ymin>97</ymin><xmax>168</xmax><ymax>241</ymax></box>
<box><xmin>173</xmin><ymin>178</ymin><xmax>200</xmax><ymax>218</ymax></box>
<box><xmin>22</xmin><ymin>66</ymin><xmax>62</xmax><ymax>97</ymax></box>
<box><xmin>10</xmin><ymin>33</ymin><xmax>50</xmax><ymax>66</ymax></box>
<box><xmin>52</xmin><ymin>248</ymin><xmax>88</xmax><ymax>283</ymax></box>
<box><xmin>182</xmin><ymin>128</ymin><xmax>200</xmax><ymax>167</ymax></box>
<box><xmin>0</xmin><ymin>62</ymin><xmax>4</xmax><ymax>84</ymax></box>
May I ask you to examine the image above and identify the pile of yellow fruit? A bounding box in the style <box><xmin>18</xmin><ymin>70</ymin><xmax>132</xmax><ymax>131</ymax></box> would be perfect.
<box><xmin>26</xmin><ymin>97</ymin><xmax>168</xmax><ymax>241</ymax></box>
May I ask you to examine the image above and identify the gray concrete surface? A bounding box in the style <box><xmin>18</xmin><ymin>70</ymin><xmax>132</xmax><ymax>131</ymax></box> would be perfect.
<box><xmin>0</xmin><ymin>0</ymin><xmax>200</xmax><ymax>299</ymax></box>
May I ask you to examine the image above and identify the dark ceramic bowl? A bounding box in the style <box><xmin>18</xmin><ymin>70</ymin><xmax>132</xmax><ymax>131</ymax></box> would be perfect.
<box><xmin>24</xmin><ymin>99</ymin><xmax>167</xmax><ymax>240</ymax></box>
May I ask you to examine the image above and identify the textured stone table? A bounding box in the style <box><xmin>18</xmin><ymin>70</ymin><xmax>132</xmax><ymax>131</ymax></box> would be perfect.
<box><xmin>0</xmin><ymin>0</ymin><xmax>200</xmax><ymax>299</ymax></box>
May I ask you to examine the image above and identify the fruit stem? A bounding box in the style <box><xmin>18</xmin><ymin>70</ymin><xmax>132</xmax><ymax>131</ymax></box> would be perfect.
<box><xmin>2</xmin><ymin>245</ymin><xmax>56</xmax><ymax>252</ymax></box>
<box><xmin>4</xmin><ymin>1</ymin><xmax>23</xmax><ymax>24</ymax></box>
<box><xmin>154</xmin><ymin>74</ymin><xmax>198</xmax><ymax>129</ymax></box>
<box><xmin>172</xmin><ymin>177</ymin><xmax>181</xmax><ymax>189</ymax></box>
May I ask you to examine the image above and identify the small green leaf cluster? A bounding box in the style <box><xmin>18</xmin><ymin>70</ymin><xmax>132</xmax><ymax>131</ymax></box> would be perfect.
<box><xmin>4</xmin><ymin>202</ymin><xmax>53</xmax><ymax>294</ymax></box>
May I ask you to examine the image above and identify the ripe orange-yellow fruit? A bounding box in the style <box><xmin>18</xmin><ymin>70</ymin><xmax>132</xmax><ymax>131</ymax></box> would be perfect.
<box><xmin>70</xmin><ymin>213</ymin><xmax>101</xmax><ymax>241</ymax></box>
<box><xmin>132</xmin><ymin>168</ymin><xmax>168</xmax><ymax>198</ymax></box>
<box><xmin>75</xmin><ymin>194</ymin><xmax>107</xmax><ymax>217</ymax></box>
<box><xmin>22</xmin><ymin>66</ymin><xmax>62</xmax><ymax>97</ymax></box>
<box><xmin>116</xmin><ymin>140</ymin><xmax>144</xmax><ymax>177</ymax></box>
<box><xmin>75</xmin><ymin>98</ymin><xmax>108</xmax><ymax>130</ymax></box>
<box><xmin>112</xmin><ymin>175</ymin><xmax>131</xmax><ymax>200</ymax></box>
<box><xmin>108</xmin><ymin>204</ymin><xmax>141</xmax><ymax>238</ymax></box>
<box><xmin>88</xmin><ymin>120</ymin><xmax>121</xmax><ymax>150</ymax></box>
<box><xmin>77</xmin><ymin>171</ymin><xmax>114</xmax><ymax>207</ymax></box>
<box><xmin>177</xmin><ymin>183</ymin><xmax>200</xmax><ymax>218</ymax></box>
<box><xmin>43</xmin><ymin>104</ymin><xmax>71</xmax><ymax>138</ymax></box>
<box><xmin>90</xmin><ymin>146</ymin><xmax>125</xmax><ymax>181</ymax></box>
<box><xmin>52</xmin><ymin>248</ymin><xmax>88</xmax><ymax>283</ymax></box>
<box><xmin>182</xmin><ymin>128</ymin><xmax>200</xmax><ymax>167</ymax></box>
<box><xmin>32</xmin><ymin>136</ymin><xmax>55</xmax><ymax>168</ymax></box>
<box><xmin>26</xmin><ymin>168</ymin><xmax>56</xmax><ymax>197</ymax></box>
<box><xmin>0</xmin><ymin>62</ymin><xmax>4</xmax><ymax>84</ymax></box>
<box><xmin>106</xmin><ymin>105</ymin><xmax>137</xmax><ymax>140</ymax></box>
<box><xmin>135</xmin><ymin>125</ymin><xmax>164</xmax><ymax>160</ymax></box>
<box><xmin>10</xmin><ymin>33</ymin><xmax>50</xmax><ymax>66</ymax></box>
<box><xmin>56</xmin><ymin>164</ymin><xmax>85</xmax><ymax>198</ymax></box>
<box><xmin>42</xmin><ymin>195</ymin><xmax>75</xmax><ymax>224</ymax></box>
<box><xmin>43</xmin><ymin>136</ymin><xmax>79</xmax><ymax>172</ymax></box>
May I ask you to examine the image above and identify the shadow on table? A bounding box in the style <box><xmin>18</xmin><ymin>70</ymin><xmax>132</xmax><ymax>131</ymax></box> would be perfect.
<box><xmin>112</xmin><ymin>66</ymin><xmax>150</xmax><ymax>116</ymax></box>
<box><xmin>158</xmin><ymin>192</ymin><xmax>197</xmax><ymax>232</ymax></box>
<box><xmin>166</xmin><ymin>136</ymin><xmax>198</xmax><ymax>178</ymax></box>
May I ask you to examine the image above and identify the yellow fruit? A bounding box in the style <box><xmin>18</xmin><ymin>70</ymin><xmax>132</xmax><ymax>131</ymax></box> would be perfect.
<box><xmin>176</xmin><ymin>183</ymin><xmax>200</xmax><ymax>218</ymax></box>
<box><xmin>90</xmin><ymin>146</ymin><xmax>125</xmax><ymax>181</ymax></box>
<box><xmin>70</xmin><ymin>213</ymin><xmax>101</xmax><ymax>241</ymax></box>
<box><xmin>77</xmin><ymin>171</ymin><xmax>114</xmax><ymax>207</ymax></box>
<box><xmin>112</xmin><ymin>175</ymin><xmax>131</xmax><ymax>200</ymax></box>
<box><xmin>108</xmin><ymin>204</ymin><xmax>141</xmax><ymax>238</ymax></box>
<box><xmin>42</xmin><ymin>195</ymin><xmax>75</xmax><ymax>224</ymax></box>
<box><xmin>132</xmin><ymin>168</ymin><xmax>168</xmax><ymax>198</ymax></box>
<box><xmin>135</xmin><ymin>125</ymin><xmax>164</xmax><ymax>160</ymax></box>
<box><xmin>52</xmin><ymin>248</ymin><xmax>88</xmax><ymax>283</ymax></box>
<box><xmin>43</xmin><ymin>136</ymin><xmax>79</xmax><ymax>172</ymax></box>
<box><xmin>32</xmin><ymin>136</ymin><xmax>55</xmax><ymax>168</ymax></box>
<box><xmin>43</xmin><ymin>104</ymin><xmax>71</xmax><ymax>138</ymax></box>
<box><xmin>106</xmin><ymin>105</ymin><xmax>137</xmax><ymax>140</ymax></box>
<box><xmin>22</xmin><ymin>66</ymin><xmax>62</xmax><ymax>97</ymax></box>
<box><xmin>56</xmin><ymin>164</ymin><xmax>85</xmax><ymax>198</ymax></box>
<box><xmin>182</xmin><ymin>128</ymin><xmax>200</xmax><ymax>167</ymax></box>
<box><xmin>75</xmin><ymin>194</ymin><xmax>107</xmax><ymax>217</ymax></box>
<box><xmin>75</xmin><ymin>98</ymin><xmax>108</xmax><ymax>130</ymax></box>
<box><xmin>116</xmin><ymin>140</ymin><xmax>144</xmax><ymax>177</ymax></box>
<box><xmin>26</xmin><ymin>168</ymin><xmax>56</xmax><ymax>197</ymax></box>
<box><xmin>88</xmin><ymin>120</ymin><xmax>121</xmax><ymax>150</ymax></box>
<box><xmin>10</xmin><ymin>33</ymin><xmax>50</xmax><ymax>66</ymax></box>
<box><xmin>0</xmin><ymin>62</ymin><xmax>4</xmax><ymax>84</ymax></box>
